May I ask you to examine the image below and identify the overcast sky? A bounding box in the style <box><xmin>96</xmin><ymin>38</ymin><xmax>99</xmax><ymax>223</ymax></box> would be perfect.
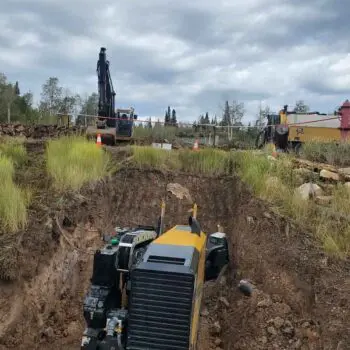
<box><xmin>1</xmin><ymin>0</ymin><xmax>350</xmax><ymax>123</ymax></box>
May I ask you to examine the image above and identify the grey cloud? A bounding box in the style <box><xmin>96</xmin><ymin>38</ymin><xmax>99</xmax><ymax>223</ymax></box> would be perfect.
<box><xmin>0</xmin><ymin>0</ymin><xmax>349</xmax><ymax>121</ymax></box>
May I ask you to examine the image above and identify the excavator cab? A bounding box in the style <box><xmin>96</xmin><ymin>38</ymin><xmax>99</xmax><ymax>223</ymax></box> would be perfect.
<box><xmin>81</xmin><ymin>203</ymin><xmax>229</xmax><ymax>350</ymax></box>
<box><xmin>115</xmin><ymin>108</ymin><xmax>137</xmax><ymax>138</ymax></box>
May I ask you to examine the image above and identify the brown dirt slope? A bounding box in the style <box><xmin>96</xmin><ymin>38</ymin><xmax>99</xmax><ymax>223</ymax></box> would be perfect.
<box><xmin>0</xmin><ymin>143</ymin><xmax>348</xmax><ymax>350</ymax></box>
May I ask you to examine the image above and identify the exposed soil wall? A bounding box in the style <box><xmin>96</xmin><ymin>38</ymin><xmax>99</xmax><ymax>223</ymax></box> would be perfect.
<box><xmin>0</xmin><ymin>142</ymin><xmax>348</xmax><ymax>350</ymax></box>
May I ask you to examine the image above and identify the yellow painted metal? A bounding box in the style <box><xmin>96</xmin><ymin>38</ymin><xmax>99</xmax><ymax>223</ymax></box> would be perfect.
<box><xmin>280</xmin><ymin>110</ymin><xmax>288</xmax><ymax>124</ymax></box>
<box><xmin>151</xmin><ymin>204</ymin><xmax>208</xmax><ymax>349</ymax></box>
<box><xmin>152</xmin><ymin>219</ymin><xmax>207</xmax><ymax>348</ymax></box>
<box><xmin>192</xmin><ymin>203</ymin><xmax>198</xmax><ymax>219</ymax></box>
<box><xmin>153</xmin><ymin>225</ymin><xmax>206</xmax><ymax>252</ymax></box>
<box><xmin>288</xmin><ymin>126</ymin><xmax>342</xmax><ymax>143</ymax></box>
<box><xmin>190</xmin><ymin>237</ymin><xmax>206</xmax><ymax>349</ymax></box>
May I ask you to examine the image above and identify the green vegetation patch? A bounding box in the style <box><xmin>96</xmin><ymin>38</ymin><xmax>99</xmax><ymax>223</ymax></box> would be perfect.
<box><xmin>0</xmin><ymin>136</ymin><xmax>27</xmax><ymax>166</ymax></box>
<box><xmin>233</xmin><ymin>149</ymin><xmax>350</xmax><ymax>259</ymax></box>
<box><xmin>131</xmin><ymin>146</ymin><xmax>233</xmax><ymax>175</ymax></box>
<box><xmin>0</xmin><ymin>154</ymin><xmax>30</xmax><ymax>232</ymax></box>
<box><xmin>46</xmin><ymin>136</ymin><xmax>110</xmax><ymax>191</ymax></box>
<box><xmin>301</xmin><ymin>140</ymin><xmax>350</xmax><ymax>167</ymax></box>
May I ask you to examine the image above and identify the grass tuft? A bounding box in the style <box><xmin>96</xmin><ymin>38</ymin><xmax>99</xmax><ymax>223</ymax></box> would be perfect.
<box><xmin>301</xmin><ymin>140</ymin><xmax>350</xmax><ymax>167</ymax></box>
<box><xmin>131</xmin><ymin>146</ymin><xmax>234</xmax><ymax>175</ymax></box>
<box><xmin>0</xmin><ymin>137</ymin><xmax>27</xmax><ymax>166</ymax></box>
<box><xmin>131</xmin><ymin>146</ymin><xmax>176</xmax><ymax>170</ymax></box>
<box><xmin>0</xmin><ymin>155</ymin><xmax>30</xmax><ymax>232</ymax></box>
<box><xmin>178</xmin><ymin>148</ymin><xmax>231</xmax><ymax>175</ymax></box>
<box><xmin>46</xmin><ymin>136</ymin><xmax>110</xmax><ymax>191</ymax></box>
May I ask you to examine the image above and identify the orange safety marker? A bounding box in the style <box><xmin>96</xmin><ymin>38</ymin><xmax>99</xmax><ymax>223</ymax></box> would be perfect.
<box><xmin>272</xmin><ymin>143</ymin><xmax>278</xmax><ymax>158</ymax></box>
<box><xmin>96</xmin><ymin>133</ymin><xmax>102</xmax><ymax>147</ymax></box>
<box><xmin>193</xmin><ymin>139</ymin><xmax>199</xmax><ymax>151</ymax></box>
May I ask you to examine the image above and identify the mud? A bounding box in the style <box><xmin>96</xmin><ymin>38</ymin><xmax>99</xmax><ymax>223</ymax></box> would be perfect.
<box><xmin>0</xmin><ymin>142</ymin><xmax>349</xmax><ymax>350</ymax></box>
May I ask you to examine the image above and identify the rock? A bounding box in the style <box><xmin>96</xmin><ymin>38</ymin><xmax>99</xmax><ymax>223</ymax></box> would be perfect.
<box><xmin>273</xmin><ymin>316</ymin><xmax>285</xmax><ymax>329</ymax></box>
<box><xmin>211</xmin><ymin>321</ymin><xmax>221</xmax><ymax>335</ymax></box>
<box><xmin>301</xmin><ymin>321</ymin><xmax>310</xmax><ymax>328</ymax></box>
<box><xmin>246</xmin><ymin>216</ymin><xmax>254</xmax><ymax>225</ymax></box>
<box><xmin>284</xmin><ymin>320</ymin><xmax>293</xmax><ymax>328</ymax></box>
<box><xmin>219</xmin><ymin>275</ymin><xmax>227</xmax><ymax>286</ymax></box>
<box><xmin>320</xmin><ymin>169</ymin><xmax>340</xmax><ymax>181</ymax></box>
<box><xmin>259</xmin><ymin>336</ymin><xmax>268</xmax><ymax>344</ymax></box>
<box><xmin>338</xmin><ymin>167</ymin><xmax>350</xmax><ymax>176</ymax></box>
<box><xmin>267</xmin><ymin>326</ymin><xmax>277</xmax><ymax>336</ymax></box>
<box><xmin>281</xmin><ymin>325</ymin><xmax>295</xmax><ymax>337</ymax></box>
<box><xmin>201</xmin><ymin>308</ymin><xmax>209</xmax><ymax>317</ymax></box>
<box><xmin>315</xmin><ymin>195</ymin><xmax>333</xmax><ymax>205</ymax></box>
<box><xmin>273</xmin><ymin>302</ymin><xmax>291</xmax><ymax>315</ymax></box>
<box><xmin>295</xmin><ymin>182</ymin><xmax>323</xmax><ymax>200</ymax></box>
<box><xmin>219</xmin><ymin>296</ymin><xmax>230</xmax><ymax>307</ymax></box>
<box><xmin>214</xmin><ymin>338</ymin><xmax>222</xmax><ymax>346</ymax></box>
<box><xmin>238</xmin><ymin>280</ymin><xmax>253</xmax><ymax>296</ymax></box>
<box><xmin>166</xmin><ymin>183</ymin><xmax>192</xmax><ymax>201</ymax></box>
<box><xmin>263</xmin><ymin>212</ymin><xmax>272</xmax><ymax>219</ymax></box>
<box><xmin>257</xmin><ymin>297</ymin><xmax>272</xmax><ymax>307</ymax></box>
<box><xmin>42</xmin><ymin>327</ymin><xmax>54</xmax><ymax>338</ymax></box>
<box><xmin>293</xmin><ymin>339</ymin><xmax>302</xmax><ymax>349</ymax></box>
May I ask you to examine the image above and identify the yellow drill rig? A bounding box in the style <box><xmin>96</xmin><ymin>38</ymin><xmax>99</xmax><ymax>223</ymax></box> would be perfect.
<box><xmin>81</xmin><ymin>203</ymin><xmax>229</xmax><ymax>350</ymax></box>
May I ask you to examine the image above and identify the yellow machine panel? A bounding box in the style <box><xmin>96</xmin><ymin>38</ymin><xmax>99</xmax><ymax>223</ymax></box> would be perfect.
<box><xmin>153</xmin><ymin>224</ymin><xmax>207</xmax><ymax>251</ymax></box>
<box><xmin>289</xmin><ymin>126</ymin><xmax>342</xmax><ymax>143</ymax></box>
<box><xmin>148</xmin><ymin>224</ymin><xmax>208</xmax><ymax>349</ymax></box>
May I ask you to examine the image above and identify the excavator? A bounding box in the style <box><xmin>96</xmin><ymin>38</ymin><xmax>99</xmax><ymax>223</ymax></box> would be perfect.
<box><xmin>86</xmin><ymin>47</ymin><xmax>138</xmax><ymax>145</ymax></box>
<box><xmin>81</xmin><ymin>203</ymin><xmax>230</xmax><ymax>350</ymax></box>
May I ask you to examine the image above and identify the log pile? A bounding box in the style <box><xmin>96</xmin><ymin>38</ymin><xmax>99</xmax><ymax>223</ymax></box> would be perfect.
<box><xmin>0</xmin><ymin>123</ymin><xmax>86</xmax><ymax>139</ymax></box>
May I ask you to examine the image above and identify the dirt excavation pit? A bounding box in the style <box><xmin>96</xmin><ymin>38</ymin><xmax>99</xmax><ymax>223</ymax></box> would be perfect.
<box><xmin>0</xmin><ymin>145</ymin><xmax>349</xmax><ymax>350</ymax></box>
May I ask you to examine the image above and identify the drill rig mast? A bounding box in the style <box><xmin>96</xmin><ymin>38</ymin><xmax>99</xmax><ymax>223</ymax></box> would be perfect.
<box><xmin>96</xmin><ymin>47</ymin><xmax>116</xmax><ymax>129</ymax></box>
<box><xmin>85</xmin><ymin>47</ymin><xmax>137</xmax><ymax>145</ymax></box>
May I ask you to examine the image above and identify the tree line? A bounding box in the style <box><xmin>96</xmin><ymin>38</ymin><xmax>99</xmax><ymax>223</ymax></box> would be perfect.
<box><xmin>0</xmin><ymin>71</ymin><xmax>316</xmax><ymax>128</ymax></box>
<box><xmin>0</xmin><ymin>73</ymin><xmax>99</xmax><ymax>124</ymax></box>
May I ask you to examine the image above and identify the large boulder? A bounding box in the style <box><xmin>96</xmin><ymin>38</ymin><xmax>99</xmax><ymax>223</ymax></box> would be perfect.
<box><xmin>295</xmin><ymin>182</ymin><xmax>323</xmax><ymax>200</ymax></box>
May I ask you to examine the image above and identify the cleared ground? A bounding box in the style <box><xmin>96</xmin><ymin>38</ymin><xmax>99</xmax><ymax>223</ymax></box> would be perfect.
<box><xmin>0</xmin><ymin>141</ymin><xmax>349</xmax><ymax>350</ymax></box>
